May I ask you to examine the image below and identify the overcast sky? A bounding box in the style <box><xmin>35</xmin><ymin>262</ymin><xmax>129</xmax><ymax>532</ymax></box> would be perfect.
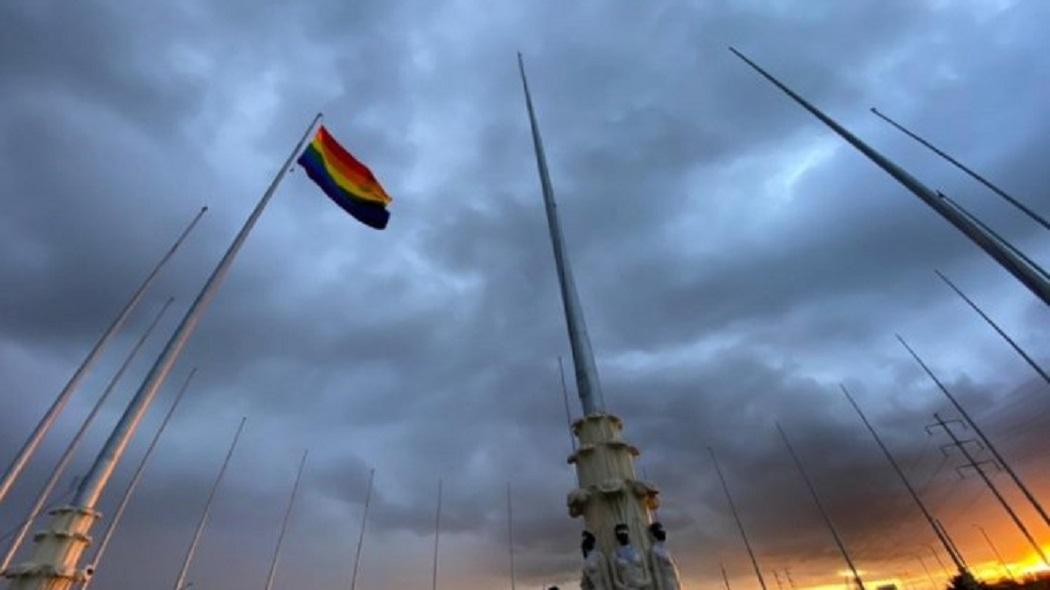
<box><xmin>1</xmin><ymin>1</ymin><xmax>1048</xmax><ymax>589</ymax></box>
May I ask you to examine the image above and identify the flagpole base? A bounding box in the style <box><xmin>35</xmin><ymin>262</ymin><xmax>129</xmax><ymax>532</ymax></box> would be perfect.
<box><xmin>3</xmin><ymin>505</ymin><xmax>99</xmax><ymax>590</ymax></box>
<box><xmin>567</xmin><ymin>414</ymin><xmax>660</xmax><ymax>560</ymax></box>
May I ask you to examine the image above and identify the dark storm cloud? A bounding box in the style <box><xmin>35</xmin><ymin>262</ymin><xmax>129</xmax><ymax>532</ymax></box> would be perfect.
<box><xmin>1</xmin><ymin>1</ymin><xmax>1048</xmax><ymax>589</ymax></box>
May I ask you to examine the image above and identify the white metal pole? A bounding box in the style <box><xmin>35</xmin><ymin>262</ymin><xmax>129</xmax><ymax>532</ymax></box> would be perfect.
<box><xmin>0</xmin><ymin>208</ymin><xmax>204</xmax><ymax>505</ymax></box>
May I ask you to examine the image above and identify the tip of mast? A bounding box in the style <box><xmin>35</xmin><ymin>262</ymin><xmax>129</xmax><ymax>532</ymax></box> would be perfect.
<box><xmin>200</xmin><ymin>205</ymin><xmax>209</xmax><ymax>212</ymax></box>
<box><xmin>870</xmin><ymin>107</ymin><xmax>879</xmax><ymax>114</ymax></box>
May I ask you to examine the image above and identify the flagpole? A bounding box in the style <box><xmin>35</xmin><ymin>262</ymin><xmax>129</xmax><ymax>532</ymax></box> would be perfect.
<box><xmin>507</xmin><ymin>482</ymin><xmax>516</xmax><ymax>590</ymax></box>
<box><xmin>708</xmin><ymin>447</ymin><xmax>767</xmax><ymax>590</ymax></box>
<box><xmin>348</xmin><ymin>468</ymin><xmax>375</xmax><ymax>590</ymax></box>
<box><xmin>80</xmin><ymin>368</ymin><xmax>197</xmax><ymax>590</ymax></box>
<box><xmin>0</xmin><ymin>207</ymin><xmax>205</xmax><ymax>505</ymax></box>
<box><xmin>935</xmin><ymin>270</ymin><xmax>1050</xmax><ymax>386</ymax></box>
<box><xmin>432</xmin><ymin>478</ymin><xmax>442</xmax><ymax>590</ymax></box>
<box><xmin>729</xmin><ymin>48</ymin><xmax>1050</xmax><ymax>306</ymax></box>
<box><xmin>264</xmin><ymin>451</ymin><xmax>309</xmax><ymax>590</ymax></box>
<box><xmin>869</xmin><ymin>107</ymin><xmax>1050</xmax><ymax>232</ymax></box>
<box><xmin>776</xmin><ymin>423</ymin><xmax>865</xmax><ymax>590</ymax></box>
<box><xmin>557</xmin><ymin>357</ymin><xmax>577</xmax><ymax>453</ymax></box>
<box><xmin>1</xmin><ymin>298</ymin><xmax>175</xmax><ymax>571</ymax></box>
<box><xmin>6</xmin><ymin>113</ymin><xmax>321</xmax><ymax>590</ymax></box>
<box><xmin>172</xmin><ymin>417</ymin><xmax>247</xmax><ymax>590</ymax></box>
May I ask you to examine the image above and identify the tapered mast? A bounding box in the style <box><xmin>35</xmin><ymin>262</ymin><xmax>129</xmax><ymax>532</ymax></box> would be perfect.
<box><xmin>935</xmin><ymin>270</ymin><xmax>1049</xmax><ymax>386</ymax></box>
<box><xmin>2</xmin><ymin>298</ymin><xmax>175</xmax><ymax>571</ymax></box>
<box><xmin>839</xmin><ymin>385</ymin><xmax>965</xmax><ymax>574</ymax></box>
<box><xmin>776</xmin><ymin>424</ymin><xmax>865</xmax><ymax>590</ymax></box>
<box><xmin>898</xmin><ymin>335</ymin><xmax>1050</xmax><ymax>527</ymax></box>
<box><xmin>263</xmin><ymin>450</ymin><xmax>309</xmax><ymax>590</ymax></box>
<box><xmin>506</xmin><ymin>482</ymin><xmax>516</xmax><ymax>590</ymax></box>
<box><xmin>172</xmin><ymin>417</ymin><xmax>247</xmax><ymax>590</ymax></box>
<box><xmin>432</xmin><ymin>478</ymin><xmax>442</xmax><ymax>590</ymax></box>
<box><xmin>916</xmin><ymin>556</ymin><xmax>937</xmax><ymax>590</ymax></box>
<box><xmin>518</xmin><ymin>53</ymin><xmax>605</xmax><ymax>415</ymax></box>
<box><xmin>973</xmin><ymin>524</ymin><xmax>1015</xmax><ymax>582</ymax></box>
<box><xmin>934</xmin><ymin>520</ymin><xmax>967</xmax><ymax>571</ymax></box>
<box><xmin>348</xmin><ymin>468</ymin><xmax>374</xmax><ymax>590</ymax></box>
<box><xmin>720</xmin><ymin>562</ymin><xmax>733</xmax><ymax>590</ymax></box>
<box><xmin>708</xmin><ymin>447</ymin><xmax>767</xmax><ymax>590</ymax></box>
<box><xmin>869</xmin><ymin>107</ymin><xmax>1050</xmax><ymax>231</ymax></box>
<box><xmin>729</xmin><ymin>48</ymin><xmax>1050</xmax><ymax>306</ymax></box>
<box><xmin>6</xmin><ymin>114</ymin><xmax>320</xmax><ymax>590</ymax></box>
<box><xmin>0</xmin><ymin>207</ymin><xmax>205</xmax><ymax>505</ymax></box>
<box><xmin>557</xmin><ymin>357</ymin><xmax>577</xmax><ymax>452</ymax></box>
<box><xmin>81</xmin><ymin>368</ymin><xmax>197</xmax><ymax>590</ymax></box>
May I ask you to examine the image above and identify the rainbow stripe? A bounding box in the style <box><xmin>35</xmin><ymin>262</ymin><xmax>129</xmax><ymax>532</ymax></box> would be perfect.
<box><xmin>297</xmin><ymin>126</ymin><xmax>392</xmax><ymax>229</ymax></box>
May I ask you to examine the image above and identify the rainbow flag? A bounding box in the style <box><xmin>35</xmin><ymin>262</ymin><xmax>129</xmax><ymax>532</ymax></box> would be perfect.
<box><xmin>297</xmin><ymin>126</ymin><xmax>392</xmax><ymax>229</ymax></box>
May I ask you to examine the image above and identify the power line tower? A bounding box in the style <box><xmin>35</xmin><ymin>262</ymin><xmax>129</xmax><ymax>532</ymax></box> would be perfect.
<box><xmin>926</xmin><ymin>413</ymin><xmax>1049</xmax><ymax>566</ymax></box>
<box><xmin>900</xmin><ymin>336</ymin><xmax>1050</xmax><ymax>528</ymax></box>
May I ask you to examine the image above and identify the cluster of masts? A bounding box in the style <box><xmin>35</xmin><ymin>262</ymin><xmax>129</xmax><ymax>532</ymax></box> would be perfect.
<box><xmin>0</xmin><ymin>47</ymin><xmax>1046</xmax><ymax>590</ymax></box>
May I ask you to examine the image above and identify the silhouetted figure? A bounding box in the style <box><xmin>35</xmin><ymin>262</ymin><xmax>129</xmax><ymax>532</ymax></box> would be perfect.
<box><xmin>647</xmin><ymin>522</ymin><xmax>681</xmax><ymax>590</ymax></box>
<box><xmin>612</xmin><ymin>524</ymin><xmax>653</xmax><ymax>590</ymax></box>
<box><xmin>581</xmin><ymin>530</ymin><xmax>613</xmax><ymax>590</ymax></box>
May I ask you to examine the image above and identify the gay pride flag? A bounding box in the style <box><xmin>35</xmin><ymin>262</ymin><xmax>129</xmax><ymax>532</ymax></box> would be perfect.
<box><xmin>297</xmin><ymin>126</ymin><xmax>392</xmax><ymax>229</ymax></box>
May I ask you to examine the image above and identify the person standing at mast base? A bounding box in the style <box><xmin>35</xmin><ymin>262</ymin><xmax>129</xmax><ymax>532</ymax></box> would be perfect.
<box><xmin>647</xmin><ymin>523</ymin><xmax>681</xmax><ymax>590</ymax></box>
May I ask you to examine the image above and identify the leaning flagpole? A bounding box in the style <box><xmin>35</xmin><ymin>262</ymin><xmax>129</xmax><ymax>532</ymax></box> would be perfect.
<box><xmin>348</xmin><ymin>468</ymin><xmax>375</xmax><ymax>590</ymax></box>
<box><xmin>729</xmin><ymin>47</ymin><xmax>1050</xmax><ymax>306</ymax></box>
<box><xmin>708</xmin><ymin>447</ymin><xmax>767</xmax><ymax>590</ymax></box>
<box><xmin>432</xmin><ymin>478</ymin><xmax>442</xmax><ymax>590</ymax></box>
<box><xmin>935</xmin><ymin>270</ymin><xmax>1050</xmax><ymax>387</ymax></box>
<box><xmin>869</xmin><ymin>107</ymin><xmax>1050</xmax><ymax>232</ymax></box>
<box><xmin>506</xmin><ymin>482</ymin><xmax>516</xmax><ymax>590</ymax></box>
<box><xmin>263</xmin><ymin>450</ymin><xmax>309</xmax><ymax>590</ymax></box>
<box><xmin>172</xmin><ymin>417</ymin><xmax>247</xmax><ymax>590</ymax></box>
<box><xmin>0</xmin><ymin>207</ymin><xmax>205</xmax><ymax>505</ymax></box>
<box><xmin>776</xmin><ymin>423</ymin><xmax>865</xmax><ymax>590</ymax></box>
<box><xmin>80</xmin><ymin>369</ymin><xmax>198</xmax><ymax>590</ymax></box>
<box><xmin>5</xmin><ymin>113</ymin><xmax>321</xmax><ymax>590</ymax></box>
<box><xmin>839</xmin><ymin>385</ymin><xmax>969</xmax><ymax>578</ymax></box>
<box><xmin>1</xmin><ymin>298</ymin><xmax>175</xmax><ymax>572</ymax></box>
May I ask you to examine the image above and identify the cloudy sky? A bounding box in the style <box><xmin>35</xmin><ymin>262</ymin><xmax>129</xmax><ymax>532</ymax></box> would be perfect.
<box><xmin>1</xmin><ymin>1</ymin><xmax>1048</xmax><ymax>588</ymax></box>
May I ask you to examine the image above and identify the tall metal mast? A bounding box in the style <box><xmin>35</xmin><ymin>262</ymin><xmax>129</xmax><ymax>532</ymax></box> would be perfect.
<box><xmin>79</xmin><ymin>369</ymin><xmax>197</xmax><ymax>590</ymax></box>
<box><xmin>720</xmin><ymin>562</ymin><xmax>733</xmax><ymax>590</ymax></box>
<box><xmin>839</xmin><ymin>385</ymin><xmax>966</xmax><ymax>574</ymax></box>
<box><xmin>506</xmin><ymin>482</ymin><xmax>516</xmax><ymax>590</ymax></box>
<box><xmin>518</xmin><ymin>52</ymin><xmax>605</xmax><ymax>416</ymax></box>
<box><xmin>776</xmin><ymin>424</ymin><xmax>865</xmax><ymax>590</ymax></box>
<box><xmin>916</xmin><ymin>556</ymin><xmax>937</xmax><ymax>590</ymax></box>
<box><xmin>557</xmin><ymin>357</ymin><xmax>577</xmax><ymax>452</ymax></box>
<box><xmin>172</xmin><ymin>417</ymin><xmax>247</xmax><ymax>590</ymax></box>
<box><xmin>934</xmin><ymin>270</ymin><xmax>1049</xmax><ymax>387</ymax></box>
<box><xmin>348</xmin><ymin>468</ymin><xmax>374</xmax><ymax>590</ymax></box>
<box><xmin>729</xmin><ymin>48</ymin><xmax>1050</xmax><ymax>306</ymax></box>
<box><xmin>432</xmin><ymin>478</ymin><xmax>442</xmax><ymax>590</ymax></box>
<box><xmin>708</xmin><ymin>447</ymin><xmax>767</xmax><ymax>590</ymax></box>
<box><xmin>869</xmin><ymin>107</ymin><xmax>1050</xmax><ymax>232</ymax></box>
<box><xmin>898</xmin><ymin>335</ymin><xmax>1050</xmax><ymax>527</ymax></box>
<box><xmin>927</xmin><ymin>414</ymin><xmax>1048</xmax><ymax>566</ymax></box>
<box><xmin>6</xmin><ymin>114</ymin><xmax>320</xmax><ymax>590</ymax></box>
<box><xmin>263</xmin><ymin>450</ymin><xmax>309</xmax><ymax>590</ymax></box>
<box><xmin>973</xmin><ymin>524</ymin><xmax>1015</xmax><ymax>582</ymax></box>
<box><xmin>1</xmin><ymin>298</ymin><xmax>175</xmax><ymax>571</ymax></box>
<box><xmin>0</xmin><ymin>207</ymin><xmax>205</xmax><ymax>505</ymax></box>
